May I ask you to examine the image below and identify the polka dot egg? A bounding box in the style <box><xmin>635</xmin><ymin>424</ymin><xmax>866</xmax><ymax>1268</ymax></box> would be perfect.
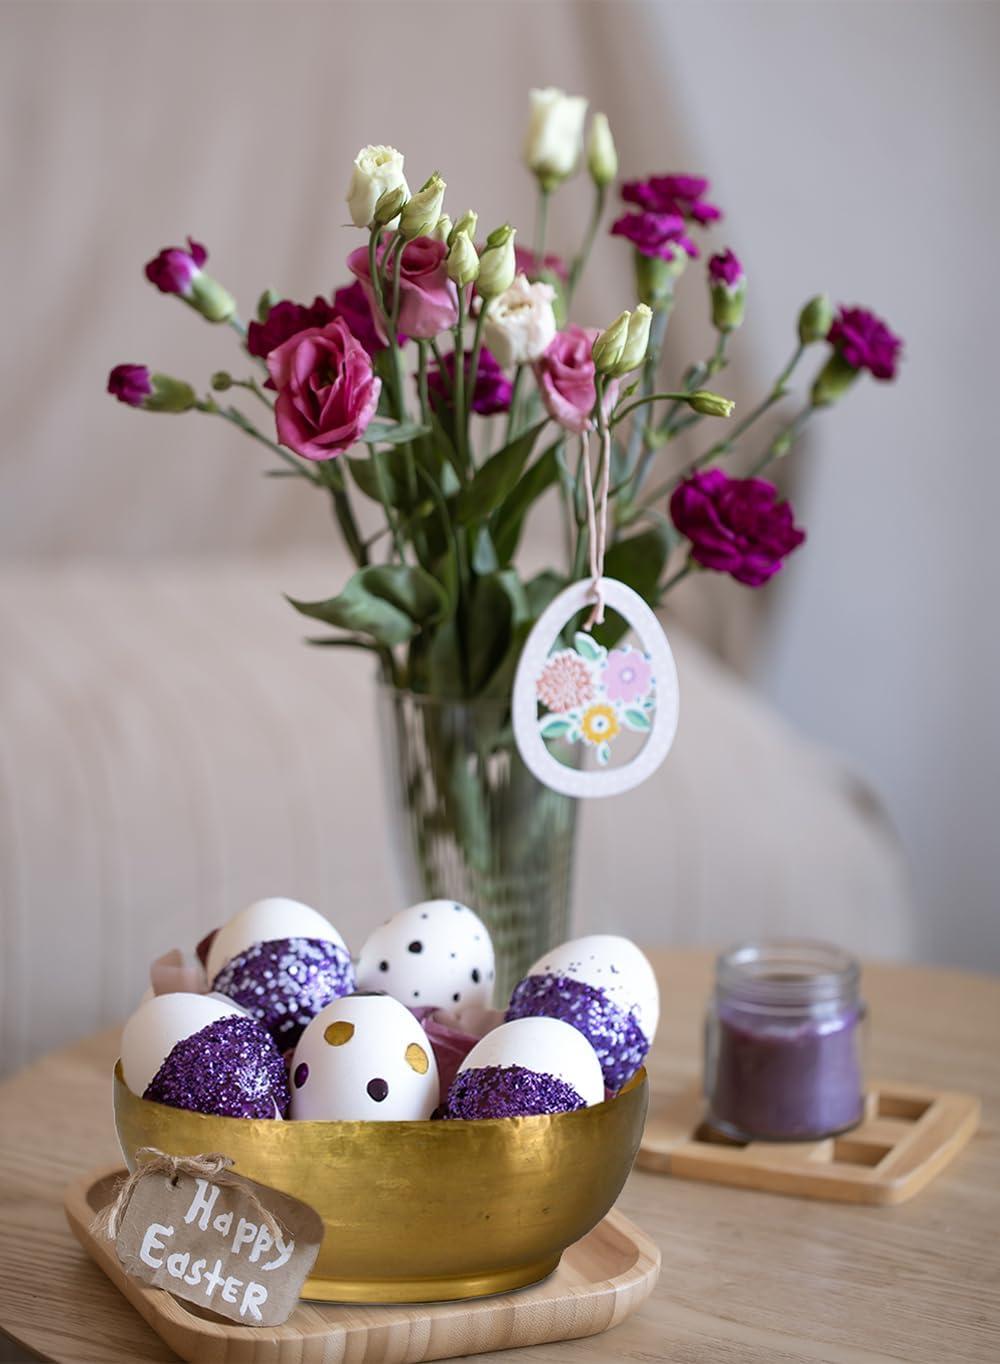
<box><xmin>289</xmin><ymin>993</ymin><xmax>440</xmax><ymax>1121</ymax></box>
<box><xmin>356</xmin><ymin>900</ymin><xmax>495</xmax><ymax>1015</ymax></box>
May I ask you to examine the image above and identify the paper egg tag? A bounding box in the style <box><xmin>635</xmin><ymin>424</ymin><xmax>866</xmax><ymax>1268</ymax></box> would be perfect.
<box><xmin>512</xmin><ymin>577</ymin><xmax>679</xmax><ymax>799</ymax></box>
<box><xmin>111</xmin><ymin>1160</ymin><xmax>323</xmax><ymax>1326</ymax></box>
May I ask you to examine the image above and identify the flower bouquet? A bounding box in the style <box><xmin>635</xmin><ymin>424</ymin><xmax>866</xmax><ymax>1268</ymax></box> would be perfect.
<box><xmin>108</xmin><ymin>87</ymin><xmax>901</xmax><ymax>991</ymax></box>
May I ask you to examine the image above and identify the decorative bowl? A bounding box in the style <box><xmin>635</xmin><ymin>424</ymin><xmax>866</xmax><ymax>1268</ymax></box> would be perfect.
<box><xmin>113</xmin><ymin>1062</ymin><xmax>648</xmax><ymax>1303</ymax></box>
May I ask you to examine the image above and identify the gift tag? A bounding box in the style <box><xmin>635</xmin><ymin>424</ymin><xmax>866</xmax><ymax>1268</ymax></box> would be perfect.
<box><xmin>107</xmin><ymin>1153</ymin><xmax>323</xmax><ymax>1326</ymax></box>
<box><xmin>512</xmin><ymin>578</ymin><xmax>679</xmax><ymax>799</ymax></box>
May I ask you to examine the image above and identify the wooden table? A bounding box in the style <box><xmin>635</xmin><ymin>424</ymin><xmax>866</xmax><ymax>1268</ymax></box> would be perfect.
<box><xmin>1</xmin><ymin>948</ymin><xmax>998</xmax><ymax>1363</ymax></box>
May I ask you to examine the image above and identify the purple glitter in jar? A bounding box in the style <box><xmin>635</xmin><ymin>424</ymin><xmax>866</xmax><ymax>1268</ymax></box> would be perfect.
<box><xmin>144</xmin><ymin>1015</ymin><xmax>290</xmax><ymax>1118</ymax></box>
<box><xmin>441</xmin><ymin>1064</ymin><xmax>587</xmax><ymax>1119</ymax></box>
<box><xmin>506</xmin><ymin>974</ymin><xmax>649</xmax><ymax>1092</ymax></box>
<box><xmin>211</xmin><ymin>937</ymin><xmax>354</xmax><ymax>1047</ymax></box>
<box><xmin>704</xmin><ymin>940</ymin><xmax>866</xmax><ymax>1141</ymax></box>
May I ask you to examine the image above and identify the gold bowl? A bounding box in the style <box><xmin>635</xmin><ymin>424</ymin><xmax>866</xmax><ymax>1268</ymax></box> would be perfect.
<box><xmin>113</xmin><ymin>1062</ymin><xmax>648</xmax><ymax>1303</ymax></box>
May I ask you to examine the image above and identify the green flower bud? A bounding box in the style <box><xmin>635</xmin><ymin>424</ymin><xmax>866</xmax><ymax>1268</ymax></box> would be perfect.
<box><xmin>449</xmin><ymin>210</ymin><xmax>478</xmax><ymax>247</ymax></box>
<box><xmin>476</xmin><ymin>223</ymin><xmax>517</xmax><ymax>300</ymax></box>
<box><xmin>634</xmin><ymin>253</ymin><xmax>676</xmax><ymax>307</ymax></box>
<box><xmin>432</xmin><ymin>213</ymin><xmax>453</xmax><ymax>244</ymax></box>
<box><xmin>710</xmin><ymin>281</ymin><xmax>746</xmax><ymax>333</ymax></box>
<box><xmin>592</xmin><ymin>310</ymin><xmax>631</xmax><ymax>375</ymax></box>
<box><xmin>810</xmin><ymin>351</ymin><xmax>859</xmax><ymax>407</ymax></box>
<box><xmin>616</xmin><ymin>304</ymin><xmax>653</xmax><ymax>376</ymax></box>
<box><xmin>798</xmin><ymin>293</ymin><xmax>835</xmax><ymax>345</ymax></box>
<box><xmin>145</xmin><ymin>373</ymin><xmax>198</xmax><ymax>413</ymax></box>
<box><xmin>446</xmin><ymin>230</ymin><xmax>480</xmax><ymax>287</ymax></box>
<box><xmin>399</xmin><ymin>172</ymin><xmax>446</xmax><ymax>241</ymax></box>
<box><xmin>373</xmin><ymin>183</ymin><xmax>409</xmax><ymax>229</ymax></box>
<box><xmin>256</xmin><ymin>289</ymin><xmax>279</xmax><ymax>323</ymax></box>
<box><xmin>186</xmin><ymin>274</ymin><xmax>237</xmax><ymax>324</ymax></box>
<box><xmin>210</xmin><ymin>371</ymin><xmax>234</xmax><ymax>391</ymax></box>
<box><xmin>687</xmin><ymin>389</ymin><xmax>735</xmax><ymax>418</ymax></box>
<box><xmin>587</xmin><ymin>112</ymin><xmax>618</xmax><ymax>189</ymax></box>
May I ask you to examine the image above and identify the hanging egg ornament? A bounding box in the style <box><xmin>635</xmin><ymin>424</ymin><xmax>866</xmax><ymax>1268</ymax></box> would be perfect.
<box><xmin>121</xmin><ymin>992</ymin><xmax>289</xmax><ymax>1119</ymax></box>
<box><xmin>505</xmin><ymin>934</ymin><xmax>659</xmax><ymax>1091</ymax></box>
<box><xmin>441</xmin><ymin>1016</ymin><xmax>605</xmax><ymax>1119</ymax></box>
<box><xmin>356</xmin><ymin>900</ymin><xmax>495</xmax><ymax>1015</ymax></box>
<box><xmin>290</xmin><ymin>993</ymin><xmax>440</xmax><ymax>1121</ymax></box>
<box><xmin>206</xmin><ymin>897</ymin><xmax>355</xmax><ymax>1048</ymax></box>
<box><xmin>512</xmin><ymin>577</ymin><xmax>679</xmax><ymax>798</ymax></box>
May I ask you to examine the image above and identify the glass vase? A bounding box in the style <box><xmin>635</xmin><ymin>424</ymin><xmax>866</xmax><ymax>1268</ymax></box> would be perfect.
<box><xmin>377</xmin><ymin>683</ymin><xmax>578</xmax><ymax>1003</ymax></box>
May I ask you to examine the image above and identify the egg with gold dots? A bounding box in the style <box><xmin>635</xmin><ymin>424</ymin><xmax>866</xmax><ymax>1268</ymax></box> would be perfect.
<box><xmin>289</xmin><ymin>994</ymin><xmax>440</xmax><ymax>1121</ymax></box>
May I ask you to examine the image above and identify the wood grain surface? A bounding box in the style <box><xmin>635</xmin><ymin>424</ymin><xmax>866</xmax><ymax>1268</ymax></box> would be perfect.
<box><xmin>1</xmin><ymin>948</ymin><xmax>998</xmax><ymax>1363</ymax></box>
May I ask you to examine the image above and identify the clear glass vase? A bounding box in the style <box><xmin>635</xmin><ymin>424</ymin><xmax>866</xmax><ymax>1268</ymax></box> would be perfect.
<box><xmin>377</xmin><ymin>683</ymin><xmax>578</xmax><ymax>1003</ymax></box>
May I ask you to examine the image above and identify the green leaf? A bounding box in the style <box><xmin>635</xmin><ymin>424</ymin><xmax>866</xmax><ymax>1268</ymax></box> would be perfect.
<box><xmin>472</xmin><ymin>526</ymin><xmax>499</xmax><ymax>575</ymax></box>
<box><xmin>525</xmin><ymin>569</ymin><xmax>566</xmax><ymax>619</ymax></box>
<box><xmin>347</xmin><ymin>449</ymin><xmax>415</xmax><ymax>508</ymax></box>
<box><xmin>597</xmin><ymin>743</ymin><xmax>611</xmax><ymax>766</ymax></box>
<box><xmin>492</xmin><ymin>441</ymin><xmax>562</xmax><ymax>564</ymax></box>
<box><xmin>574</xmin><ymin>632</ymin><xmax>605</xmax><ymax>663</ymax></box>
<box><xmin>455</xmin><ymin>421</ymin><xmax>546</xmax><ymax>522</ymax></box>
<box><xmin>359</xmin><ymin>419</ymin><xmax>430</xmax><ymax>445</ymax></box>
<box><xmin>623</xmin><ymin>707</ymin><xmax>652</xmax><ymax>732</ymax></box>
<box><xmin>539</xmin><ymin>716</ymin><xmax>574</xmax><ymax>739</ymax></box>
<box><xmin>288</xmin><ymin>565</ymin><xmax>448</xmax><ymax>648</ymax></box>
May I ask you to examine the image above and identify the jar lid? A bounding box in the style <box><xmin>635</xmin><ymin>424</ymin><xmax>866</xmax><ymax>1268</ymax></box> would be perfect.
<box><xmin>715</xmin><ymin>939</ymin><xmax>860</xmax><ymax>1009</ymax></box>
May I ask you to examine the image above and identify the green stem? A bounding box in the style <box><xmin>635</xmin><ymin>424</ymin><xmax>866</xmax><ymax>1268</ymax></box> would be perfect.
<box><xmin>452</xmin><ymin>289</ymin><xmax>468</xmax><ymax>475</ymax></box>
<box><xmin>465</xmin><ymin>302</ymin><xmax>489</xmax><ymax>466</ymax></box>
<box><xmin>232</xmin><ymin>377</ymin><xmax>273</xmax><ymax>409</ymax></box>
<box><xmin>611</xmin><ymin>391</ymin><xmax>709</xmax><ymax>428</ymax></box>
<box><xmin>372</xmin><ymin>447</ymin><xmax>407</xmax><ymax>561</ymax></box>
<box><xmin>659</xmin><ymin>561</ymin><xmax>694</xmax><ymax>598</ymax></box>
<box><xmin>206</xmin><ymin>402</ymin><xmax>321</xmax><ymax>484</ymax></box>
<box><xmin>624</xmin><ymin>301</ymin><xmax>671</xmax><ymax>493</ymax></box>
<box><xmin>749</xmin><ymin>405</ymin><xmax>813</xmax><ymax>475</ymax></box>
<box><xmin>505</xmin><ymin>365</ymin><xmax>528</xmax><ymax>443</ymax></box>
<box><xmin>533</xmin><ymin>187</ymin><xmax>551</xmax><ymax>270</ymax></box>
<box><xmin>567</xmin><ymin>185</ymin><xmax>606</xmax><ymax>303</ymax></box>
<box><xmin>227</xmin><ymin>315</ymin><xmax>247</xmax><ymax>340</ymax></box>
<box><xmin>429</xmin><ymin>338</ymin><xmax>454</xmax><ymax>396</ymax></box>
<box><xmin>314</xmin><ymin>460</ymin><xmax>368</xmax><ymax>566</ymax></box>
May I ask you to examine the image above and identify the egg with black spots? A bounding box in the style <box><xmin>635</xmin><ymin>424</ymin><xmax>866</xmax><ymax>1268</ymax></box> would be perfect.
<box><xmin>121</xmin><ymin>993</ymin><xmax>289</xmax><ymax>1119</ymax></box>
<box><xmin>356</xmin><ymin>900</ymin><xmax>495</xmax><ymax>1014</ymax></box>
<box><xmin>289</xmin><ymin>994</ymin><xmax>439</xmax><ymax>1121</ymax></box>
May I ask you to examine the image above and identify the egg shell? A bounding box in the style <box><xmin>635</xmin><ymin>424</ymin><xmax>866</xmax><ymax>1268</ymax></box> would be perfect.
<box><xmin>206</xmin><ymin>897</ymin><xmax>347</xmax><ymax>984</ymax></box>
<box><xmin>356</xmin><ymin>900</ymin><xmax>495</xmax><ymax>1013</ymax></box>
<box><xmin>121</xmin><ymin>992</ymin><xmax>246</xmax><ymax>1096</ymax></box>
<box><xmin>290</xmin><ymin>993</ymin><xmax>440</xmax><ymax>1122</ymax></box>
<box><xmin>523</xmin><ymin>935</ymin><xmax>659</xmax><ymax>1041</ymax></box>
<box><xmin>457</xmin><ymin>1016</ymin><xmax>605</xmax><ymax>1107</ymax></box>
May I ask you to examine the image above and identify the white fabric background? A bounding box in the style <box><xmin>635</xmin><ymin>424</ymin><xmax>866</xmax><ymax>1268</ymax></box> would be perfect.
<box><xmin>0</xmin><ymin>0</ymin><xmax>994</xmax><ymax>1065</ymax></box>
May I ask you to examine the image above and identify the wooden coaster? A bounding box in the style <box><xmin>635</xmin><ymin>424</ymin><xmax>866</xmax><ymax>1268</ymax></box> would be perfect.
<box><xmin>66</xmin><ymin>1166</ymin><xmax>660</xmax><ymax>1363</ymax></box>
<box><xmin>638</xmin><ymin>1079</ymin><xmax>979</xmax><ymax>1205</ymax></box>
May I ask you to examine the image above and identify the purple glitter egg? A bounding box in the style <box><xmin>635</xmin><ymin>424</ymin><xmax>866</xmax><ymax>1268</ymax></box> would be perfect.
<box><xmin>211</xmin><ymin>937</ymin><xmax>355</xmax><ymax>1047</ymax></box>
<box><xmin>506</xmin><ymin>974</ymin><xmax>649</xmax><ymax>1092</ymax></box>
<box><xmin>441</xmin><ymin>1063</ymin><xmax>587</xmax><ymax>1119</ymax></box>
<box><xmin>144</xmin><ymin>1015</ymin><xmax>290</xmax><ymax>1118</ymax></box>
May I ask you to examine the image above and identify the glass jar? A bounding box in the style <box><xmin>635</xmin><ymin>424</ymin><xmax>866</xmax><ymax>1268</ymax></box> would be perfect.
<box><xmin>704</xmin><ymin>940</ymin><xmax>866</xmax><ymax>1141</ymax></box>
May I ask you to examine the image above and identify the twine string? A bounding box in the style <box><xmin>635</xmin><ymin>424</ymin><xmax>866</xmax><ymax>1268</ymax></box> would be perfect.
<box><xmin>582</xmin><ymin>420</ymin><xmax>612</xmax><ymax>630</ymax></box>
<box><xmin>92</xmin><ymin>1147</ymin><xmax>289</xmax><ymax>1245</ymax></box>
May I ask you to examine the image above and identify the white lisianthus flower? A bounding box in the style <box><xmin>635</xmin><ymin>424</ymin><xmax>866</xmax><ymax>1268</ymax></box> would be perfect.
<box><xmin>346</xmin><ymin>144</ymin><xmax>409</xmax><ymax>229</ymax></box>
<box><xmin>480</xmin><ymin>274</ymin><xmax>558</xmax><ymax>368</ymax></box>
<box><xmin>523</xmin><ymin>88</ymin><xmax>589</xmax><ymax>189</ymax></box>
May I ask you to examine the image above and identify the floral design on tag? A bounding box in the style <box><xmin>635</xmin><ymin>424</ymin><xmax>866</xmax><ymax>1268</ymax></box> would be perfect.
<box><xmin>536</xmin><ymin>634</ymin><xmax>656</xmax><ymax>766</ymax></box>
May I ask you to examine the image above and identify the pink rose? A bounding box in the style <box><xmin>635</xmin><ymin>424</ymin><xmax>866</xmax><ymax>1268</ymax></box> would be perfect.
<box><xmin>266</xmin><ymin>318</ymin><xmax>381</xmax><ymax>460</ymax></box>
<box><xmin>533</xmin><ymin>326</ymin><xmax>619</xmax><ymax>435</ymax></box>
<box><xmin>348</xmin><ymin>236</ymin><xmax>459</xmax><ymax>341</ymax></box>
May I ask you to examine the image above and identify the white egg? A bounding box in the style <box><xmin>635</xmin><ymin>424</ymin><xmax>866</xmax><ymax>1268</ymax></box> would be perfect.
<box><xmin>121</xmin><ymin>992</ymin><xmax>245</xmax><ymax>1096</ymax></box>
<box><xmin>457</xmin><ymin>1016</ymin><xmax>605</xmax><ymax>1107</ymax></box>
<box><xmin>356</xmin><ymin>900</ymin><xmax>495</xmax><ymax>1012</ymax></box>
<box><xmin>290</xmin><ymin>994</ymin><xmax>440</xmax><ymax>1121</ymax></box>
<box><xmin>206</xmin><ymin>897</ymin><xmax>347</xmax><ymax>983</ymax></box>
<box><xmin>525</xmin><ymin>935</ymin><xmax>659</xmax><ymax>1041</ymax></box>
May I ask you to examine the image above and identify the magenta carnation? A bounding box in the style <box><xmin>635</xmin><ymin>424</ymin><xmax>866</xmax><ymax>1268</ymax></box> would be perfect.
<box><xmin>621</xmin><ymin>175</ymin><xmax>722</xmax><ymax>225</ymax></box>
<box><xmin>708</xmin><ymin>248</ymin><xmax>745</xmax><ymax>288</ymax></box>
<box><xmin>107</xmin><ymin>363</ymin><xmax>152</xmax><ymax>407</ymax></box>
<box><xmin>266</xmin><ymin>318</ymin><xmax>381</xmax><ymax>461</ymax></box>
<box><xmin>426</xmin><ymin>347</ymin><xmax>512</xmax><ymax>416</ymax></box>
<box><xmin>247</xmin><ymin>297</ymin><xmax>339</xmax><ymax>359</ymax></box>
<box><xmin>348</xmin><ymin>236</ymin><xmax>459</xmax><ymax>341</ymax></box>
<box><xmin>611</xmin><ymin>211</ymin><xmax>698</xmax><ymax>262</ymax></box>
<box><xmin>144</xmin><ymin>237</ymin><xmax>207</xmax><ymax>295</ymax></box>
<box><xmin>828</xmin><ymin>306</ymin><xmax>902</xmax><ymax>381</ymax></box>
<box><xmin>514</xmin><ymin>246</ymin><xmax>570</xmax><ymax>285</ymax></box>
<box><xmin>670</xmin><ymin>469</ymin><xmax>805</xmax><ymax>587</ymax></box>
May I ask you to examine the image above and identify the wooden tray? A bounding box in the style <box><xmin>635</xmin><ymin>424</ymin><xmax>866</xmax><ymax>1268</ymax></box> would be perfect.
<box><xmin>638</xmin><ymin>1079</ymin><xmax>979</xmax><ymax>1204</ymax></box>
<box><xmin>66</xmin><ymin>1166</ymin><xmax>661</xmax><ymax>1363</ymax></box>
